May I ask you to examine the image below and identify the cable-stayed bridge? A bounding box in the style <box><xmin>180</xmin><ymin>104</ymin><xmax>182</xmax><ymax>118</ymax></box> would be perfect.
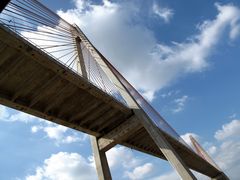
<box><xmin>0</xmin><ymin>1</ymin><xmax>229</xmax><ymax>179</ymax></box>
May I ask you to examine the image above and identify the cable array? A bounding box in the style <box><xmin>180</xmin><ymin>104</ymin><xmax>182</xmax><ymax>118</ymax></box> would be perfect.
<box><xmin>0</xmin><ymin>0</ymin><xmax>127</xmax><ymax>105</ymax></box>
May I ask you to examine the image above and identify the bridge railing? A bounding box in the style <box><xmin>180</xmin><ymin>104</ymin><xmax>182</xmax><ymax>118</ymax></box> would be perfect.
<box><xmin>0</xmin><ymin>0</ymin><xmax>127</xmax><ymax>106</ymax></box>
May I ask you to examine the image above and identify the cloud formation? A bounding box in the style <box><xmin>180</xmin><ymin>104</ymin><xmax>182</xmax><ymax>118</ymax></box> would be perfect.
<box><xmin>152</xmin><ymin>3</ymin><xmax>174</xmax><ymax>23</ymax></box>
<box><xmin>106</xmin><ymin>146</ymin><xmax>158</xmax><ymax>179</ymax></box>
<box><xmin>58</xmin><ymin>1</ymin><xmax>240</xmax><ymax>101</ymax></box>
<box><xmin>31</xmin><ymin>124</ymin><xmax>87</xmax><ymax>145</ymax></box>
<box><xmin>0</xmin><ymin>105</ymin><xmax>38</xmax><ymax>123</ymax></box>
<box><xmin>214</xmin><ymin>119</ymin><xmax>240</xmax><ymax>140</ymax></box>
<box><xmin>151</xmin><ymin>171</ymin><xmax>178</xmax><ymax>180</ymax></box>
<box><xmin>180</xmin><ymin>132</ymin><xmax>199</xmax><ymax>149</ymax></box>
<box><xmin>0</xmin><ymin>105</ymin><xmax>85</xmax><ymax>145</ymax></box>
<box><xmin>125</xmin><ymin>163</ymin><xmax>154</xmax><ymax>180</ymax></box>
<box><xmin>26</xmin><ymin>152</ymin><xmax>97</xmax><ymax>180</ymax></box>
<box><xmin>23</xmin><ymin>119</ymin><xmax>240</xmax><ymax>179</ymax></box>
<box><xmin>106</xmin><ymin>146</ymin><xmax>141</xmax><ymax>169</ymax></box>
<box><xmin>26</xmin><ymin>146</ymin><xmax>153</xmax><ymax>180</ymax></box>
<box><xmin>213</xmin><ymin>120</ymin><xmax>240</xmax><ymax>179</ymax></box>
<box><xmin>0</xmin><ymin>105</ymin><xmax>9</xmax><ymax>120</ymax></box>
<box><xmin>172</xmin><ymin>95</ymin><xmax>188</xmax><ymax>113</ymax></box>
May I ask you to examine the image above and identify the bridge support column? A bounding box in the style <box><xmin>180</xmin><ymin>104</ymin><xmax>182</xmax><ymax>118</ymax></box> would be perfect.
<box><xmin>75</xmin><ymin>37</ymin><xmax>88</xmax><ymax>78</ymax></box>
<box><xmin>189</xmin><ymin>136</ymin><xmax>229</xmax><ymax>180</ymax></box>
<box><xmin>90</xmin><ymin>136</ymin><xmax>112</xmax><ymax>180</ymax></box>
<box><xmin>134</xmin><ymin>110</ymin><xmax>197</xmax><ymax>180</ymax></box>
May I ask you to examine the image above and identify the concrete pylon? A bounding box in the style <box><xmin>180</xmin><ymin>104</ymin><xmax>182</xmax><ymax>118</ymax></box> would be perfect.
<box><xmin>189</xmin><ymin>135</ymin><xmax>229</xmax><ymax>180</ymax></box>
<box><xmin>135</xmin><ymin>110</ymin><xmax>197</xmax><ymax>180</ymax></box>
<box><xmin>189</xmin><ymin>135</ymin><xmax>220</xmax><ymax>170</ymax></box>
<box><xmin>90</xmin><ymin>136</ymin><xmax>112</xmax><ymax>180</ymax></box>
<box><xmin>75</xmin><ymin>36</ymin><xmax>88</xmax><ymax>78</ymax></box>
<box><xmin>73</xmin><ymin>28</ymin><xmax>112</xmax><ymax>180</ymax></box>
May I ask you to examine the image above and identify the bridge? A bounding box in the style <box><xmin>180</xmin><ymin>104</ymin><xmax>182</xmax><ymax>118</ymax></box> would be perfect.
<box><xmin>0</xmin><ymin>1</ymin><xmax>229</xmax><ymax>179</ymax></box>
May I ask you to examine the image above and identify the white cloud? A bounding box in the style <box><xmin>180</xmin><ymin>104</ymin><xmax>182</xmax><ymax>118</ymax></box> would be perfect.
<box><xmin>57</xmin><ymin>2</ymin><xmax>240</xmax><ymax>101</ymax></box>
<box><xmin>151</xmin><ymin>170</ymin><xmax>210</xmax><ymax>180</ymax></box>
<box><xmin>107</xmin><ymin>146</ymin><xmax>159</xmax><ymax>179</ymax></box>
<box><xmin>31</xmin><ymin>124</ymin><xmax>86</xmax><ymax>145</ymax></box>
<box><xmin>214</xmin><ymin>119</ymin><xmax>240</xmax><ymax>140</ymax></box>
<box><xmin>31</xmin><ymin>126</ymin><xmax>40</xmax><ymax>133</ymax></box>
<box><xmin>226</xmin><ymin>4</ymin><xmax>240</xmax><ymax>40</ymax></box>
<box><xmin>106</xmin><ymin>146</ymin><xmax>141</xmax><ymax>169</ymax></box>
<box><xmin>214</xmin><ymin>140</ymin><xmax>240</xmax><ymax>179</ymax></box>
<box><xmin>26</xmin><ymin>152</ymin><xmax>97</xmax><ymax>180</ymax></box>
<box><xmin>0</xmin><ymin>105</ymin><xmax>85</xmax><ymax>145</ymax></box>
<box><xmin>125</xmin><ymin>163</ymin><xmax>154</xmax><ymax>180</ymax></box>
<box><xmin>142</xmin><ymin>90</ymin><xmax>155</xmax><ymax>102</ymax></box>
<box><xmin>43</xmin><ymin>125</ymin><xmax>68</xmax><ymax>139</ymax></box>
<box><xmin>9</xmin><ymin>112</ymin><xmax>38</xmax><ymax>123</ymax></box>
<box><xmin>151</xmin><ymin>171</ymin><xmax>178</xmax><ymax>180</ymax></box>
<box><xmin>172</xmin><ymin>95</ymin><xmax>188</xmax><ymax>113</ymax></box>
<box><xmin>0</xmin><ymin>105</ymin><xmax>9</xmax><ymax>120</ymax></box>
<box><xmin>160</xmin><ymin>90</ymin><xmax>180</xmax><ymax>98</ymax></box>
<box><xmin>181</xmin><ymin>132</ymin><xmax>199</xmax><ymax>148</ymax></box>
<box><xmin>25</xmin><ymin>147</ymin><xmax>153</xmax><ymax>180</ymax></box>
<box><xmin>207</xmin><ymin>145</ymin><xmax>217</xmax><ymax>155</ymax></box>
<box><xmin>0</xmin><ymin>105</ymin><xmax>39</xmax><ymax>123</ymax></box>
<box><xmin>152</xmin><ymin>3</ymin><xmax>174</xmax><ymax>23</ymax></box>
<box><xmin>228</xmin><ymin>113</ymin><xmax>237</xmax><ymax>119</ymax></box>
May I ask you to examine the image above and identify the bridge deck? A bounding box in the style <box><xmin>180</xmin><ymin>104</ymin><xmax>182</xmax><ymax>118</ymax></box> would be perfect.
<box><xmin>0</xmin><ymin>25</ymin><xmax>222</xmax><ymax>178</ymax></box>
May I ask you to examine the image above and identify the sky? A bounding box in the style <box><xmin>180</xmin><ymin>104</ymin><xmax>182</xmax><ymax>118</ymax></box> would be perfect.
<box><xmin>1</xmin><ymin>0</ymin><xmax>240</xmax><ymax>179</ymax></box>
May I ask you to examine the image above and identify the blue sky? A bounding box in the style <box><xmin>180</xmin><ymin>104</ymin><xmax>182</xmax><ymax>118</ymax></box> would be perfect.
<box><xmin>1</xmin><ymin>0</ymin><xmax>240</xmax><ymax>179</ymax></box>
